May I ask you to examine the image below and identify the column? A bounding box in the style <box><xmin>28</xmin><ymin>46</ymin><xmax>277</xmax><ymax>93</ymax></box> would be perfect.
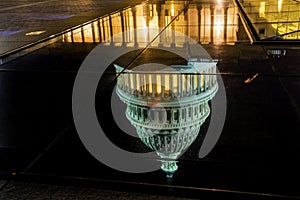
<box><xmin>122</xmin><ymin>74</ymin><xmax>125</xmax><ymax>90</ymax></box>
<box><xmin>102</xmin><ymin>18</ymin><xmax>106</xmax><ymax>42</ymax></box>
<box><xmin>81</xmin><ymin>27</ymin><xmax>85</xmax><ymax>43</ymax></box>
<box><xmin>179</xmin><ymin>109</ymin><xmax>182</xmax><ymax>124</ymax></box>
<box><xmin>171</xmin><ymin>109</ymin><xmax>174</xmax><ymax>123</ymax></box>
<box><xmin>140</xmin><ymin>73</ymin><xmax>145</xmax><ymax>96</ymax></box>
<box><xmin>162</xmin><ymin>110</ymin><xmax>166</xmax><ymax>123</ymax></box>
<box><xmin>186</xmin><ymin>107</ymin><xmax>189</xmax><ymax>122</ymax></box>
<box><xmin>109</xmin><ymin>15</ymin><xmax>113</xmax><ymax>45</ymax></box>
<box><xmin>133</xmin><ymin>72</ymin><xmax>137</xmax><ymax>94</ymax></box>
<box><xmin>161</xmin><ymin>74</ymin><xmax>165</xmax><ymax>98</ymax></box>
<box><xmin>197</xmin><ymin>5</ymin><xmax>202</xmax><ymax>43</ymax></box>
<box><xmin>191</xmin><ymin>74</ymin><xmax>195</xmax><ymax>95</ymax></box>
<box><xmin>132</xmin><ymin>8</ymin><xmax>138</xmax><ymax>47</ymax></box>
<box><xmin>152</xmin><ymin>74</ymin><xmax>156</xmax><ymax>98</ymax></box>
<box><xmin>145</xmin><ymin>74</ymin><xmax>149</xmax><ymax>96</ymax></box>
<box><xmin>183</xmin><ymin>108</ymin><xmax>187</xmax><ymax>123</ymax></box>
<box><xmin>137</xmin><ymin>73</ymin><xmax>142</xmax><ymax>96</ymax></box>
<box><xmin>169</xmin><ymin>74</ymin><xmax>173</xmax><ymax>97</ymax></box>
<box><xmin>141</xmin><ymin>108</ymin><xmax>145</xmax><ymax>121</ymax></box>
<box><xmin>157</xmin><ymin>3</ymin><xmax>163</xmax><ymax>47</ymax></box>
<box><xmin>129</xmin><ymin>73</ymin><xmax>132</xmax><ymax>93</ymax></box>
<box><xmin>197</xmin><ymin>74</ymin><xmax>201</xmax><ymax>94</ymax></box>
<box><xmin>190</xmin><ymin>74</ymin><xmax>193</xmax><ymax>95</ymax></box>
<box><xmin>186</xmin><ymin>74</ymin><xmax>189</xmax><ymax>96</ymax></box>
<box><xmin>224</xmin><ymin>6</ymin><xmax>228</xmax><ymax>44</ymax></box>
<box><xmin>121</xmin><ymin>11</ymin><xmax>126</xmax><ymax>45</ymax></box>
<box><xmin>210</xmin><ymin>5</ymin><xmax>214</xmax><ymax>44</ymax></box>
<box><xmin>156</xmin><ymin>74</ymin><xmax>161</xmax><ymax>98</ymax></box>
<box><xmin>194</xmin><ymin>73</ymin><xmax>198</xmax><ymax>94</ymax></box>
<box><xmin>91</xmin><ymin>23</ymin><xmax>96</xmax><ymax>43</ymax></box>
<box><xmin>200</xmin><ymin>104</ymin><xmax>203</xmax><ymax>115</ymax></box>
<box><xmin>135</xmin><ymin>106</ymin><xmax>138</xmax><ymax>120</ymax></box>
<box><xmin>125</xmin><ymin>74</ymin><xmax>129</xmax><ymax>92</ymax></box>
<box><xmin>171</xmin><ymin>16</ymin><xmax>176</xmax><ymax>47</ymax></box>
<box><xmin>97</xmin><ymin>19</ymin><xmax>103</xmax><ymax>42</ymax></box>
<box><xmin>178</xmin><ymin>75</ymin><xmax>182</xmax><ymax>97</ymax></box>
<box><xmin>97</xmin><ymin>20</ymin><xmax>102</xmax><ymax>42</ymax></box>
<box><xmin>171</xmin><ymin>74</ymin><xmax>175</xmax><ymax>97</ymax></box>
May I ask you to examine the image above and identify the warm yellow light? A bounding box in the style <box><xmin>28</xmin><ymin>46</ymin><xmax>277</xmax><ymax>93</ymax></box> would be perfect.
<box><xmin>148</xmin><ymin>74</ymin><xmax>153</xmax><ymax>94</ymax></box>
<box><xmin>201</xmin><ymin>73</ymin><xmax>204</xmax><ymax>88</ymax></box>
<box><xmin>182</xmin><ymin>75</ymin><xmax>187</xmax><ymax>93</ymax></box>
<box><xmin>193</xmin><ymin>74</ymin><xmax>197</xmax><ymax>91</ymax></box>
<box><xmin>156</xmin><ymin>75</ymin><xmax>162</xmax><ymax>94</ymax></box>
<box><xmin>278</xmin><ymin>0</ymin><xmax>282</xmax><ymax>12</ymax></box>
<box><xmin>136</xmin><ymin>73</ymin><xmax>140</xmax><ymax>90</ymax></box>
<box><xmin>25</xmin><ymin>30</ymin><xmax>46</xmax><ymax>36</ymax></box>
<box><xmin>173</xmin><ymin>74</ymin><xmax>178</xmax><ymax>93</ymax></box>
<box><xmin>93</xmin><ymin>21</ymin><xmax>100</xmax><ymax>42</ymax></box>
<box><xmin>150</xmin><ymin>4</ymin><xmax>153</xmax><ymax>17</ymax></box>
<box><xmin>215</xmin><ymin>18</ymin><xmax>222</xmax><ymax>36</ymax></box>
<box><xmin>64</xmin><ymin>32</ymin><xmax>72</xmax><ymax>42</ymax></box>
<box><xmin>83</xmin><ymin>24</ymin><xmax>93</xmax><ymax>42</ymax></box>
<box><xmin>217</xmin><ymin>0</ymin><xmax>222</xmax><ymax>8</ymax></box>
<box><xmin>130</xmin><ymin>73</ymin><xmax>134</xmax><ymax>90</ymax></box>
<box><xmin>259</xmin><ymin>2</ymin><xmax>265</xmax><ymax>18</ymax></box>
<box><xmin>142</xmin><ymin>74</ymin><xmax>147</xmax><ymax>92</ymax></box>
<box><xmin>171</xmin><ymin>4</ymin><xmax>175</xmax><ymax>17</ymax></box>
<box><xmin>137</xmin><ymin>6</ymin><xmax>147</xmax><ymax>26</ymax></box>
<box><xmin>213</xmin><ymin>11</ymin><xmax>224</xmax><ymax>44</ymax></box>
<box><xmin>165</xmin><ymin>75</ymin><xmax>170</xmax><ymax>94</ymax></box>
<box><xmin>186</xmin><ymin>75</ymin><xmax>190</xmax><ymax>93</ymax></box>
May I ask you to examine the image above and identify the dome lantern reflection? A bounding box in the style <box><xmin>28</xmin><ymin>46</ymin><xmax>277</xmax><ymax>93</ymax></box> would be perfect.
<box><xmin>114</xmin><ymin>58</ymin><xmax>218</xmax><ymax>179</ymax></box>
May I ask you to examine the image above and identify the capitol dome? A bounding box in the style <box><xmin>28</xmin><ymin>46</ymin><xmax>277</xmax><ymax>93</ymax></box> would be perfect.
<box><xmin>114</xmin><ymin>58</ymin><xmax>218</xmax><ymax>179</ymax></box>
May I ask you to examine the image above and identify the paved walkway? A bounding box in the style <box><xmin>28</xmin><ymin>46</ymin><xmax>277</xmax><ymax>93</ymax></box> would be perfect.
<box><xmin>0</xmin><ymin>180</ymin><xmax>193</xmax><ymax>200</ymax></box>
<box><xmin>0</xmin><ymin>0</ymin><xmax>144</xmax><ymax>57</ymax></box>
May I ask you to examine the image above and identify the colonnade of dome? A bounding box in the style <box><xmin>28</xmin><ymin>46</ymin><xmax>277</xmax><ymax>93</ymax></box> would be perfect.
<box><xmin>115</xmin><ymin>63</ymin><xmax>217</xmax><ymax>100</ymax></box>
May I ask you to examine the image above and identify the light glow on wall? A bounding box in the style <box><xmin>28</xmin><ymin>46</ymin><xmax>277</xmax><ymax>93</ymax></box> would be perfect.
<box><xmin>171</xmin><ymin>4</ymin><xmax>175</xmax><ymax>17</ymax></box>
<box><xmin>259</xmin><ymin>2</ymin><xmax>266</xmax><ymax>18</ymax></box>
<box><xmin>62</xmin><ymin>2</ymin><xmax>238</xmax><ymax>44</ymax></box>
<box><xmin>278</xmin><ymin>0</ymin><xmax>282</xmax><ymax>12</ymax></box>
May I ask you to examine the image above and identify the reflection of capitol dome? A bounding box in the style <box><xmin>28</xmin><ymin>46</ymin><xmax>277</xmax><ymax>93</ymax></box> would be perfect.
<box><xmin>114</xmin><ymin>58</ymin><xmax>218</xmax><ymax>179</ymax></box>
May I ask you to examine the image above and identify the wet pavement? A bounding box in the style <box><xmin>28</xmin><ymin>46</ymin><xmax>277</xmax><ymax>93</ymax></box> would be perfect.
<box><xmin>0</xmin><ymin>0</ymin><xmax>300</xmax><ymax>199</ymax></box>
<box><xmin>0</xmin><ymin>0</ymin><xmax>144</xmax><ymax>63</ymax></box>
<box><xmin>0</xmin><ymin>181</ymin><xmax>194</xmax><ymax>200</ymax></box>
